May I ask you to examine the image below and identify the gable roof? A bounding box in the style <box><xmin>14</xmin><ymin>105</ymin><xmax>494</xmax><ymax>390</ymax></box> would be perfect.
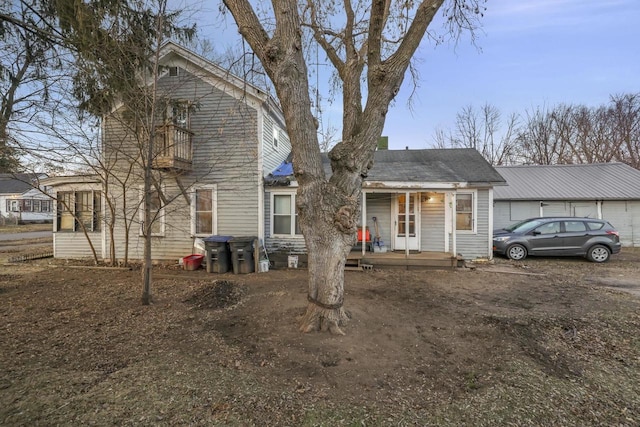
<box><xmin>157</xmin><ymin>42</ymin><xmax>285</xmax><ymax>124</ymax></box>
<box><xmin>494</xmin><ymin>163</ymin><xmax>640</xmax><ymax>200</ymax></box>
<box><xmin>0</xmin><ymin>173</ymin><xmax>43</xmax><ymax>195</ymax></box>
<box><xmin>267</xmin><ymin>148</ymin><xmax>505</xmax><ymax>187</ymax></box>
<box><xmin>362</xmin><ymin>148</ymin><xmax>505</xmax><ymax>185</ymax></box>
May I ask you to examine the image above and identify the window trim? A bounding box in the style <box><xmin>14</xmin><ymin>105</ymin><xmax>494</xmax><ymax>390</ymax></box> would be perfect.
<box><xmin>272</xmin><ymin>126</ymin><xmax>279</xmax><ymax>151</ymax></box>
<box><xmin>56</xmin><ymin>191</ymin><xmax>101</xmax><ymax>233</ymax></box>
<box><xmin>270</xmin><ymin>191</ymin><xmax>302</xmax><ymax>238</ymax></box>
<box><xmin>190</xmin><ymin>184</ymin><xmax>218</xmax><ymax>237</ymax></box>
<box><xmin>139</xmin><ymin>186</ymin><xmax>165</xmax><ymax>237</ymax></box>
<box><xmin>455</xmin><ymin>190</ymin><xmax>477</xmax><ymax>234</ymax></box>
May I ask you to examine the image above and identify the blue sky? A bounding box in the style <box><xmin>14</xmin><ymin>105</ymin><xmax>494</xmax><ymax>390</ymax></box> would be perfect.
<box><xmin>192</xmin><ymin>0</ymin><xmax>640</xmax><ymax>150</ymax></box>
<box><xmin>382</xmin><ymin>0</ymin><xmax>640</xmax><ymax>149</ymax></box>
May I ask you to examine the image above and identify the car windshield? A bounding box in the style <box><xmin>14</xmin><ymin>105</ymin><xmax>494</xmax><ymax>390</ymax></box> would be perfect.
<box><xmin>504</xmin><ymin>218</ymin><xmax>547</xmax><ymax>233</ymax></box>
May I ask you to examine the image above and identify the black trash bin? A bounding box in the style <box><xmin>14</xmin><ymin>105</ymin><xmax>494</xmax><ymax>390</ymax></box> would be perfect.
<box><xmin>203</xmin><ymin>235</ymin><xmax>233</xmax><ymax>273</ymax></box>
<box><xmin>229</xmin><ymin>236</ymin><xmax>258</xmax><ymax>274</ymax></box>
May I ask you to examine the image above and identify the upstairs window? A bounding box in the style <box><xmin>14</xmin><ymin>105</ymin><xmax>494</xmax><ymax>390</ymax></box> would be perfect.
<box><xmin>172</xmin><ymin>102</ymin><xmax>189</xmax><ymax>128</ymax></box>
<box><xmin>163</xmin><ymin>100</ymin><xmax>190</xmax><ymax>129</ymax></box>
<box><xmin>273</xmin><ymin>127</ymin><xmax>279</xmax><ymax>150</ymax></box>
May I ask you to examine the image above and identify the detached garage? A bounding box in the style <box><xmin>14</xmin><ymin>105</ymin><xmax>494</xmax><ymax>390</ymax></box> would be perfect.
<box><xmin>494</xmin><ymin>163</ymin><xmax>640</xmax><ymax>247</ymax></box>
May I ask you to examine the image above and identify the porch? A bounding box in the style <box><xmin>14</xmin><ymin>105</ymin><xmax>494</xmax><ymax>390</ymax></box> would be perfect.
<box><xmin>346</xmin><ymin>250</ymin><xmax>462</xmax><ymax>270</ymax></box>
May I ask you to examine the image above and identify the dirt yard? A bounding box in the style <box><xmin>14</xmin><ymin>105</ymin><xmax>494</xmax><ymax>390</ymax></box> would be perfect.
<box><xmin>1</xmin><ymin>238</ymin><xmax>639</xmax><ymax>426</ymax></box>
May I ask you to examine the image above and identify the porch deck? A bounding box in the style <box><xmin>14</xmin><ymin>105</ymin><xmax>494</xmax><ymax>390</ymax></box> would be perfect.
<box><xmin>347</xmin><ymin>250</ymin><xmax>461</xmax><ymax>270</ymax></box>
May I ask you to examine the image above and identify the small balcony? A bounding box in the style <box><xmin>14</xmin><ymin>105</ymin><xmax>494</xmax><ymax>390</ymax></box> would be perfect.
<box><xmin>153</xmin><ymin>124</ymin><xmax>194</xmax><ymax>171</ymax></box>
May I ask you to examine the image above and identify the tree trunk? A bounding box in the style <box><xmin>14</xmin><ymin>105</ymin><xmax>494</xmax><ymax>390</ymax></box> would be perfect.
<box><xmin>297</xmin><ymin>180</ymin><xmax>359</xmax><ymax>335</ymax></box>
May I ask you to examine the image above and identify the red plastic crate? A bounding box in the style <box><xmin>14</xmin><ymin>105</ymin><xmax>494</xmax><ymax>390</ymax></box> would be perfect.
<box><xmin>183</xmin><ymin>254</ymin><xmax>204</xmax><ymax>270</ymax></box>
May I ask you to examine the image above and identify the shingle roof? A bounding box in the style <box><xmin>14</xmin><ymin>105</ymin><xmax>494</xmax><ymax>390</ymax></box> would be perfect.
<box><xmin>0</xmin><ymin>173</ymin><xmax>40</xmax><ymax>194</ymax></box>
<box><xmin>363</xmin><ymin>148</ymin><xmax>505</xmax><ymax>184</ymax></box>
<box><xmin>494</xmin><ymin>163</ymin><xmax>640</xmax><ymax>200</ymax></box>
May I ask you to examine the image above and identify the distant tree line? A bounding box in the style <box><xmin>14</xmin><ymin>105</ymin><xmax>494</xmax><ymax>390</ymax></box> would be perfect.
<box><xmin>432</xmin><ymin>93</ymin><xmax>640</xmax><ymax>169</ymax></box>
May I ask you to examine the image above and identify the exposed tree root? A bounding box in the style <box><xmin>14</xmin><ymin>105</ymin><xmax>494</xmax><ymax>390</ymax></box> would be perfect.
<box><xmin>299</xmin><ymin>302</ymin><xmax>349</xmax><ymax>335</ymax></box>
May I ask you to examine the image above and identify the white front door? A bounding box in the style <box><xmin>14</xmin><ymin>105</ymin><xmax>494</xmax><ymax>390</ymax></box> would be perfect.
<box><xmin>394</xmin><ymin>193</ymin><xmax>420</xmax><ymax>250</ymax></box>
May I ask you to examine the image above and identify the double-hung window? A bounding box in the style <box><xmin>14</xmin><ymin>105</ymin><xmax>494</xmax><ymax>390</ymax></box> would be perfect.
<box><xmin>139</xmin><ymin>188</ymin><xmax>164</xmax><ymax>236</ymax></box>
<box><xmin>57</xmin><ymin>191</ymin><xmax>101</xmax><ymax>232</ymax></box>
<box><xmin>456</xmin><ymin>192</ymin><xmax>476</xmax><ymax>233</ymax></box>
<box><xmin>191</xmin><ymin>186</ymin><xmax>217</xmax><ymax>236</ymax></box>
<box><xmin>272</xmin><ymin>193</ymin><xmax>301</xmax><ymax>236</ymax></box>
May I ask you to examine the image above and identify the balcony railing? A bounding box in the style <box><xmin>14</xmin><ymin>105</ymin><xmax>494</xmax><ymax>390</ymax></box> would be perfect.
<box><xmin>153</xmin><ymin>124</ymin><xmax>194</xmax><ymax>171</ymax></box>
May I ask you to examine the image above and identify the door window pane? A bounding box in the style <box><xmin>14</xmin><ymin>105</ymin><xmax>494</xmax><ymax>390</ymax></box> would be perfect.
<box><xmin>397</xmin><ymin>194</ymin><xmax>416</xmax><ymax>236</ymax></box>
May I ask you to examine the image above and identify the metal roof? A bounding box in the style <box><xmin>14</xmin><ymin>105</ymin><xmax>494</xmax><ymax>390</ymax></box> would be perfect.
<box><xmin>494</xmin><ymin>163</ymin><xmax>640</xmax><ymax>200</ymax></box>
<box><xmin>266</xmin><ymin>148</ymin><xmax>505</xmax><ymax>187</ymax></box>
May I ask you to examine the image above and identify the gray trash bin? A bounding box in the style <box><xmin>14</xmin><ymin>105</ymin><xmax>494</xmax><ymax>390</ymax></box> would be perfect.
<box><xmin>204</xmin><ymin>235</ymin><xmax>233</xmax><ymax>273</ymax></box>
<box><xmin>229</xmin><ymin>236</ymin><xmax>257</xmax><ymax>274</ymax></box>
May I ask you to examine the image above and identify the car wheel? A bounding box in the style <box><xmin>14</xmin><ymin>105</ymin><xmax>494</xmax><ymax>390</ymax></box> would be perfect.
<box><xmin>506</xmin><ymin>244</ymin><xmax>527</xmax><ymax>261</ymax></box>
<box><xmin>587</xmin><ymin>245</ymin><xmax>610</xmax><ymax>263</ymax></box>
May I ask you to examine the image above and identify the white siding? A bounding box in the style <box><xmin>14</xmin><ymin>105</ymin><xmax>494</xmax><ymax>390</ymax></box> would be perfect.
<box><xmin>420</xmin><ymin>192</ymin><xmax>445</xmax><ymax>252</ymax></box>
<box><xmin>365</xmin><ymin>193</ymin><xmax>392</xmax><ymax>248</ymax></box>
<box><xmin>54</xmin><ymin>232</ymin><xmax>102</xmax><ymax>259</ymax></box>
<box><xmin>262</xmin><ymin>114</ymin><xmax>291</xmax><ymax>176</ymax></box>
<box><xmin>101</xmin><ymin>67</ymin><xmax>262</xmax><ymax>262</ymax></box>
<box><xmin>602</xmin><ymin>201</ymin><xmax>640</xmax><ymax>247</ymax></box>
<box><xmin>455</xmin><ymin>189</ymin><xmax>492</xmax><ymax>259</ymax></box>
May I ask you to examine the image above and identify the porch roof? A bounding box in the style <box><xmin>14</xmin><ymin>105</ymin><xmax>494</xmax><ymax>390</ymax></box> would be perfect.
<box><xmin>265</xmin><ymin>148</ymin><xmax>506</xmax><ymax>188</ymax></box>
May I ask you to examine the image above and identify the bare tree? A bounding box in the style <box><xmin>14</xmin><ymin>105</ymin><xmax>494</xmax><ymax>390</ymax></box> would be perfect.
<box><xmin>431</xmin><ymin>103</ymin><xmax>519</xmax><ymax>165</ymax></box>
<box><xmin>0</xmin><ymin>0</ymin><xmax>63</xmax><ymax>172</ymax></box>
<box><xmin>609</xmin><ymin>93</ymin><xmax>640</xmax><ymax>169</ymax></box>
<box><xmin>222</xmin><ymin>0</ymin><xmax>485</xmax><ymax>334</ymax></box>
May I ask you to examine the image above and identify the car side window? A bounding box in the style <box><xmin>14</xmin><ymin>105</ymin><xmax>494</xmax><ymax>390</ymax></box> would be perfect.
<box><xmin>535</xmin><ymin>221</ymin><xmax>561</xmax><ymax>235</ymax></box>
<box><xmin>564</xmin><ymin>221</ymin><xmax>587</xmax><ymax>232</ymax></box>
<box><xmin>586</xmin><ymin>221</ymin><xmax>604</xmax><ymax>231</ymax></box>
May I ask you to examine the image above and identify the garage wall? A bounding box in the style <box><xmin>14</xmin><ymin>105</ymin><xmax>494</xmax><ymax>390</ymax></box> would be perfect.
<box><xmin>495</xmin><ymin>199</ymin><xmax>639</xmax><ymax>247</ymax></box>
<box><xmin>602</xmin><ymin>201</ymin><xmax>640</xmax><ymax>247</ymax></box>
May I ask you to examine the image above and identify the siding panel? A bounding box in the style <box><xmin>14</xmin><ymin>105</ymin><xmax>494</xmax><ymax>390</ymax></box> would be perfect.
<box><xmin>421</xmin><ymin>193</ymin><xmax>445</xmax><ymax>251</ymax></box>
<box><xmin>456</xmin><ymin>189</ymin><xmax>491</xmax><ymax>259</ymax></box>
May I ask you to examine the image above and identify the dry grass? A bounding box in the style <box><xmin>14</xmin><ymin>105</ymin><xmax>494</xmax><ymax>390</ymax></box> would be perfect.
<box><xmin>1</xmin><ymin>249</ymin><xmax>640</xmax><ymax>426</ymax></box>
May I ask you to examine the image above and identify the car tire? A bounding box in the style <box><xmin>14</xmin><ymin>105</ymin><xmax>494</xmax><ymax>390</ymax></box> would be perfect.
<box><xmin>506</xmin><ymin>244</ymin><xmax>527</xmax><ymax>261</ymax></box>
<box><xmin>587</xmin><ymin>244</ymin><xmax>610</xmax><ymax>263</ymax></box>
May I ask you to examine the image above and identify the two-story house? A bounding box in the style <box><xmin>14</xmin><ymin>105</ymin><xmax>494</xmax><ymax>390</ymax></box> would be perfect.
<box><xmin>45</xmin><ymin>43</ymin><xmax>506</xmax><ymax>266</ymax></box>
<box><xmin>44</xmin><ymin>42</ymin><xmax>290</xmax><ymax>262</ymax></box>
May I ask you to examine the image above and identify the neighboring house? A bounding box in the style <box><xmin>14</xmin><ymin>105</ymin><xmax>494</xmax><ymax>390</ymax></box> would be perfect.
<box><xmin>44</xmin><ymin>42</ymin><xmax>291</xmax><ymax>261</ymax></box>
<box><xmin>0</xmin><ymin>173</ymin><xmax>53</xmax><ymax>223</ymax></box>
<box><xmin>494</xmin><ymin>163</ymin><xmax>640</xmax><ymax>247</ymax></box>
<box><xmin>264</xmin><ymin>148</ymin><xmax>506</xmax><ymax>261</ymax></box>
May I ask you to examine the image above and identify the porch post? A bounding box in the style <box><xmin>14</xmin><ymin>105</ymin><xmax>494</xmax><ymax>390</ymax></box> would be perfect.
<box><xmin>405</xmin><ymin>191</ymin><xmax>410</xmax><ymax>257</ymax></box>
<box><xmin>596</xmin><ymin>200</ymin><xmax>603</xmax><ymax>219</ymax></box>
<box><xmin>451</xmin><ymin>192</ymin><xmax>457</xmax><ymax>257</ymax></box>
<box><xmin>362</xmin><ymin>191</ymin><xmax>366</xmax><ymax>255</ymax></box>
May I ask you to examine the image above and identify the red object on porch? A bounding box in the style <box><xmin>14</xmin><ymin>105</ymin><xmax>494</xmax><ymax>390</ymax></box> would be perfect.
<box><xmin>357</xmin><ymin>227</ymin><xmax>371</xmax><ymax>242</ymax></box>
<box><xmin>183</xmin><ymin>254</ymin><xmax>204</xmax><ymax>270</ymax></box>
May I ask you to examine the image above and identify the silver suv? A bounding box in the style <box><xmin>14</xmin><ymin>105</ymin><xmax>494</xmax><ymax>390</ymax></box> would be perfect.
<box><xmin>493</xmin><ymin>217</ymin><xmax>621</xmax><ymax>263</ymax></box>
